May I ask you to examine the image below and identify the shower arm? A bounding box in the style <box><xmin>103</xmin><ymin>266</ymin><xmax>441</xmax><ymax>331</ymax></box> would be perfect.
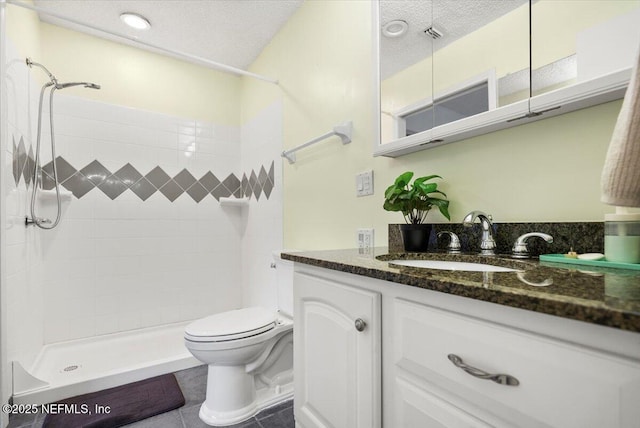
<box><xmin>26</xmin><ymin>58</ymin><xmax>58</xmax><ymax>86</ymax></box>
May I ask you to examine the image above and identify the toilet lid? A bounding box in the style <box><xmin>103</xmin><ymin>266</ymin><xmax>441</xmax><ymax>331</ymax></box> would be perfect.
<box><xmin>185</xmin><ymin>307</ymin><xmax>275</xmax><ymax>342</ymax></box>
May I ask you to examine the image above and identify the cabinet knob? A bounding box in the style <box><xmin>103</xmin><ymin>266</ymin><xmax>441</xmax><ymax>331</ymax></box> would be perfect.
<box><xmin>354</xmin><ymin>318</ymin><xmax>367</xmax><ymax>332</ymax></box>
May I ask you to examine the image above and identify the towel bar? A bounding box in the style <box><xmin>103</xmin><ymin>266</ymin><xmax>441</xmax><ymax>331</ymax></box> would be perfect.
<box><xmin>282</xmin><ymin>121</ymin><xmax>352</xmax><ymax>164</ymax></box>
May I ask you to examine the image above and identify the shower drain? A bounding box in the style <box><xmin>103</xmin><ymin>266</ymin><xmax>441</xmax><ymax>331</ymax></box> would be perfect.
<box><xmin>61</xmin><ymin>364</ymin><xmax>81</xmax><ymax>373</ymax></box>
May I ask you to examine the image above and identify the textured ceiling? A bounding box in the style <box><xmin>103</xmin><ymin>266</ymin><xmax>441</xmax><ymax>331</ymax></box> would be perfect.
<box><xmin>32</xmin><ymin>0</ymin><xmax>303</xmax><ymax>72</ymax></box>
<box><xmin>380</xmin><ymin>0</ymin><xmax>529</xmax><ymax>79</ymax></box>
<box><xmin>28</xmin><ymin>0</ymin><xmax>527</xmax><ymax>79</ymax></box>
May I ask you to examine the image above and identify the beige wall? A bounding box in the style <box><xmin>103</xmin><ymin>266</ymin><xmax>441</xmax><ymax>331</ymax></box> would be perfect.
<box><xmin>243</xmin><ymin>0</ymin><xmax>379</xmax><ymax>249</ymax></box>
<box><xmin>6</xmin><ymin>3</ymin><xmax>42</xmax><ymax>71</ymax></box>
<box><xmin>7</xmin><ymin>4</ymin><xmax>241</xmax><ymax>125</ymax></box>
<box><xmin>244</xmin><ymin>0</ymin><xmax>624</xmax><ymax>251</ymax></box>
<box><xmin>39</xmin><ymin>23</ymin><xmax>242</xmax><ymax>125</ymax></box>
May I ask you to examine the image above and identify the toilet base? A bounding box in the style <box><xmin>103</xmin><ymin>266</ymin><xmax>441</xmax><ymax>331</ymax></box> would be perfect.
<box><xmin>185</xmin><ymin>314</ymin><xmax>294</xmax><ymax>427</ymax></box>
<box><xmin>198</xmin><ymin>366</ymin><xmax>294</xmax><ymax>426</ymax></box>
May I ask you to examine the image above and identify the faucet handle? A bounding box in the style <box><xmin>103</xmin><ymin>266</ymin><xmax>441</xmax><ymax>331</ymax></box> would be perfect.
<box><xmin>512</xmin><ymin>232</ymin><xmax>553</xmax><ymax>258</ymax></box>
<box><xmin>438</xmin><ymin>231</ymin><xmax>461</xmax><ymax>253</ymax></box>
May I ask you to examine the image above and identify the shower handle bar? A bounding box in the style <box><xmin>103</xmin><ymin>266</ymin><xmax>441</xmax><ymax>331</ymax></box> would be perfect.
<box><xmin>29</xmin><ymin>81</ymin><xmax>64</xmax><ymax>229</ymax></box>
<box><xmin>7</xmin><ymin>0</ymin><xmax>279</xmax><ymax>85</ymax></box>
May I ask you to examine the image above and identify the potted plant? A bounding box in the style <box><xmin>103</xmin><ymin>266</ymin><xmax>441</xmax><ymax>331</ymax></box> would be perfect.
<box><xmin>383</xmin><ymin>171</ymin><xmax>451</xmax><ymax>252</ymax></box>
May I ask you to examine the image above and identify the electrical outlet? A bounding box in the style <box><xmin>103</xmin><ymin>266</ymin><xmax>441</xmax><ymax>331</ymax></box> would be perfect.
<box><xmin>357</xmin><ymin>228</ymin><xmax>375</xmax><ymax>254</ymax></box>
<box><xmin>356</xmin><ymin>170</ymin><xmax>374</xmax><ymax>197</ymax></box>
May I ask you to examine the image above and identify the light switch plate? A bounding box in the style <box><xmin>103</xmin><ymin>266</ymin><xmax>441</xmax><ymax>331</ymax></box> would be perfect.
<box><xmin>356</xmin><ymin>170</ymin><xmax>374</xmax><ymax>197</ymax></box>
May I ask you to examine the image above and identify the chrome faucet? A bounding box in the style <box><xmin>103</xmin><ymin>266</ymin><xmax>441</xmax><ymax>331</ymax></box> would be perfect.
<box><xmin>512</xmin><ymin>232</ymin><xmax>553</xmax><ymax>259</ymax></box>
<box><xmin>462</xmin><ymin>210</ymin><xmax>496</xmax><ymax>255</ymax></box>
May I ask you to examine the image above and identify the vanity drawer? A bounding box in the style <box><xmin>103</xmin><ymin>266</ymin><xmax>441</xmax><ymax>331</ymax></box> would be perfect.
<box><xmin>392</xmin><ymin>298</ymin><xmax>640</xmax><ymax>428</ymax></box>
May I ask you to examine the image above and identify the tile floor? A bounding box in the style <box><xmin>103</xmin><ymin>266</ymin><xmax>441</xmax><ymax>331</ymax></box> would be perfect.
<box><xmin>7</xmin><ymin>365</ymin><xmax>295</xmax><ymax>428</ymax></box>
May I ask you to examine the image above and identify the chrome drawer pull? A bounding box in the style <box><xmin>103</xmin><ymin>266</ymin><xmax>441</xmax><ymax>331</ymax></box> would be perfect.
<box><xmin>354</xmin><ymin>318</ymin><xmax>367</xmax><ymax>332</ymax></box>
<box><xmin>447</xmin><ymin>354</ymin><xmax>519</xmax><ymax>386</ymax></box>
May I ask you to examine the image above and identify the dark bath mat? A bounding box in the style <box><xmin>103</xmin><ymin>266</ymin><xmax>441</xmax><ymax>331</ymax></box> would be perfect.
<box><xmin>43</xmin><ymin>373</ymin><xmax>185</xmax><ymax>428</ymax></box>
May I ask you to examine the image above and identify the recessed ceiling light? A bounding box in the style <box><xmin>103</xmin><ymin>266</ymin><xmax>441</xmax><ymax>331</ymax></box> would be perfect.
<box><xmin>382</xmin><ymin>20</ymin><xmax>408</xmax><ymax>38</ymax></box>
<box><xmin>120</xmin><ymin>12</ymin><xmax>151</xmax><ymax>30</ymax></box>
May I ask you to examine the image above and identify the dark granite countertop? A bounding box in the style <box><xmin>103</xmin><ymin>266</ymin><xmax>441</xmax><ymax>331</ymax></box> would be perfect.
<box><xmin>281</xmin><ymin>248</ymin><xmax>640</xmax><ymax>333</ymax></box>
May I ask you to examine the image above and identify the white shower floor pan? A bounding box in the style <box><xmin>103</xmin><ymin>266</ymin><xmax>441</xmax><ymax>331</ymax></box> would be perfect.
<box><xmin>13</xmin><ymin>321</ymin><xmax>200</xmax><ymax>405</ymax></box>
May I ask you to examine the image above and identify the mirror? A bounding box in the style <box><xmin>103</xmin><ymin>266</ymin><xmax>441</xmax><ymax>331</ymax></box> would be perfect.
<box><xmin>379</xmin><ymin>0</ymin><xmax>529</xmax><ymax>146</ymax></box>
<box><xmin>379</xmin><ymin>1</ymin><xmax>433</xmax><ymax>145</ymax></box>
<box><xmin>377</xmin><ymin>0</ymin><xmax>640</xmax><ymax>155</ymax></box>
<box><xmin>433</xmin><ymin>0</ymin><xmax>529</xmax><ymax>129</ymax></box>
<box><xmin>531</xmin><ymin>0</ymin><xmax>640</xmax><ymax>97</ymax></box>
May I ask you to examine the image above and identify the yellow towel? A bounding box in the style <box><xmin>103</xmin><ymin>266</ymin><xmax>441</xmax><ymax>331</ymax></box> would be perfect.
<box><xmin>601</xmin><ymin>46</ymin><xmax>640</xmax><ymax>207</ymax></box>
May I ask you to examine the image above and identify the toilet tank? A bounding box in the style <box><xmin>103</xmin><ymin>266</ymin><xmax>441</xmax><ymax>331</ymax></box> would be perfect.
<box><xmin>273</xmin><ymin>251</ymin><xmax>294</xmax><ymax>317</ymax></box>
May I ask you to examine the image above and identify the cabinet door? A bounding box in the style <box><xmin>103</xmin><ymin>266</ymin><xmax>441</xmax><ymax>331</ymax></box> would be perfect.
<box><xmin>294</xmin><ymin>271</ymin><xmax>381</xmax><ymax>428</ymax></box>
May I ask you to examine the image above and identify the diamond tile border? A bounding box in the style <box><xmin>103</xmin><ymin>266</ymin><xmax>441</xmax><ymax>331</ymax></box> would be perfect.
<box><xmin>130</xmin><ymin>177</ymin><xmax>156</xmax><ymax>201</ymax></box>
<box><xmin>10</xmin><ymin>133</ymin><xmax>277</xmax><ymax>204</ymax></box>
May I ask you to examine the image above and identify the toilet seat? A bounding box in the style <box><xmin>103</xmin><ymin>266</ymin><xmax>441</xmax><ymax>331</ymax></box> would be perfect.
<box><xmin>185</xmin><ymin>307</ymin><xmax>276</xmax><ymax>342</ymax></box>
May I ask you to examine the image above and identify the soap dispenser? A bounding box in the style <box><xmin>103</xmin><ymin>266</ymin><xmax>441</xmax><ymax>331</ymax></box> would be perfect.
<box><xmin>604</xmin><ymin>207</ymin><xmax>640</xmax><ymax>264</ymax></box>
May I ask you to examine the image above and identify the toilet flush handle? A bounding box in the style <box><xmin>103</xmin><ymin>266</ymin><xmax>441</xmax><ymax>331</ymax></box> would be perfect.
<box><xmin>355</xmin><ymin>318</ymin><xmax>367</xmax><ymax>332</ymax></box>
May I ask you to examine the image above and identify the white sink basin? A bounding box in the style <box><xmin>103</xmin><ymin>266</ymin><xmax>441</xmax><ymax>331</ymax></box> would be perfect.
<box><xmin>388</xmin><ymin>259</ymin><xmax>518</xmax><ymax>272</ymax></box>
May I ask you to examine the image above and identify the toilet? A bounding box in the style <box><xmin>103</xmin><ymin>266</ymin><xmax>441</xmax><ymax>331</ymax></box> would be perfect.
<box><xmin>184</xmin><ymin>253</ymin><xmax>294</xmax><ymax>427</ymax></box>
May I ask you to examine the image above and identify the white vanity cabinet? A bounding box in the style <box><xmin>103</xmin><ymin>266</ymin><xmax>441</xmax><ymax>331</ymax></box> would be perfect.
<box><xmin>293</xmin><ymin>269</ymin><xmax>382</xmax><ymax>428</ymax></box>
<box><xmin>391</xmin><ymin>298</ymin><xmax>640</xmax><ymax>428</ymax></box>
<box><xmin>293</xmin><ymin>264</ymin><xmax>640</xmax><ymax>428</ymax></box>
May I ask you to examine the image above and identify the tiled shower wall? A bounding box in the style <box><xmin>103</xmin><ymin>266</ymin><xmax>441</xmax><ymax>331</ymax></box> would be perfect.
<box><xmin>23</xmin><ymin>93</ymin><xmax>249</xmax><ymax>345</ymax></box>
<box><xmin>241</xmin><ymin>101</ymin><xmax>284</xmax><ymax>312</ymax></box>
<box><xmin>4</xmin><ymin>39</ymin><xmax>283</xmax><ymax>370</ymax></box>
<box><xmin>4</xmin><ymin>40</ymin><xmax>46</xmax><ymax>374</ymax></box>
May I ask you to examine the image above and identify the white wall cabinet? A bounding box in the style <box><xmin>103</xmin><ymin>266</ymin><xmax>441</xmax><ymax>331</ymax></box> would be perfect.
<box><xmin>293</xmin><ymin>270</ymin><xmax>382</xmax><ymax>428</ymax></box>
<box><xmin>293</xmin><ymin>264</ymin><xmax>640</xmax><ymax>428</ymax></box>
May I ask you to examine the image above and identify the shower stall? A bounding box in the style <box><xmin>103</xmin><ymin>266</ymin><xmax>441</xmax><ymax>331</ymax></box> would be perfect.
<box><xmin>1</xmin><ymin>1</ymin><xmax>284</xmax><ymax>408</ymax></box>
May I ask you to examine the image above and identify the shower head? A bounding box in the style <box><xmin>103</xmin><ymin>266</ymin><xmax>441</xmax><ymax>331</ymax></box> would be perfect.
<box><xmin>55</xmin><ymin>82</ymin><xmax>101</xmax><ymax>90</ymax></box>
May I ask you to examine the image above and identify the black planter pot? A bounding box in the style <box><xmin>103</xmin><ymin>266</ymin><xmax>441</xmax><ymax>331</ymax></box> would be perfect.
<box><xmin>400</xmin><ymin>224</ymin><xmax>431</xmax><ymax>252</ymax></box>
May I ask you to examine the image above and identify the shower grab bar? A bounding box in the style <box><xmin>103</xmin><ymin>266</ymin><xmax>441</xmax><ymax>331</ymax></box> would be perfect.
<box><xmin>6</xmin><ymin>0</ymin><xmax>279</xmax><ymax>85</ymax></box>
<box><xmin>282</xmin><ymin>121</ymin><xmax>353</xmax><ymax>164</ymax></box>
